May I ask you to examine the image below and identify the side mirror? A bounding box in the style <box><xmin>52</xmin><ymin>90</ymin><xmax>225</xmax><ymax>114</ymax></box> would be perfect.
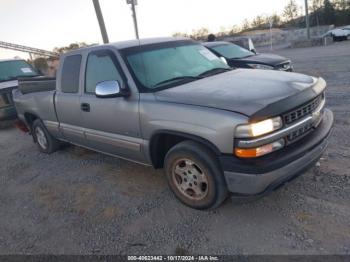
<box><xmin>248</xmin><ymin>38</ymin><xmax>257</xmax><ymax>54</ymax></box>
<box><xmin>95</xmin><ymin>80</ymin><xmax>128</xmax><ymax>98</ymax></box>
<box><xmin>250</xmin><ymin>48</ymin><xmax>257</xmax><ymax>54</ymax></box>
<box><xmin>220</xmin><ymin>57</ymin><xmax>228</xmax><ymax>65</ymax></box>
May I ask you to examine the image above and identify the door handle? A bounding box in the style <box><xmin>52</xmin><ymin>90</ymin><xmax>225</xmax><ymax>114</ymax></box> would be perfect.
<box><xmin>81</xmin><ymin>103</ymin><xmax>90</xmax><ymax>112</ymax></box>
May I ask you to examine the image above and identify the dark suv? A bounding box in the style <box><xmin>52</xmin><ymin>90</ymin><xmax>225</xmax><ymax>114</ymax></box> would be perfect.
<box><xmin>204</xmin><ymin>41</ymin><xmax>293</xmax><ymax>72</ymax></box>
<box><xmin>0</xmin><ymin>59</ymin><xmax>39</xmax><ymax>121</ymax></box>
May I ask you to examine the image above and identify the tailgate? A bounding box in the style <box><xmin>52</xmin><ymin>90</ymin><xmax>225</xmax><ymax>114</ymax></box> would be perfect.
<box><xmin>18</xmin><ymin>77</ymin><xmax>56</xmax><ymax>94</ymax></box>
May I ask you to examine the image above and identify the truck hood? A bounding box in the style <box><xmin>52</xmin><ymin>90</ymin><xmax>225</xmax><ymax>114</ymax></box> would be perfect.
<box><xmin>236</xmin><ymin>53</ymin><xmax>289</xmax><ymax>66</ymax></box>
<box><xmin>155</xmin><ymin>69</ymin><xmax>322</xmax><ymax>119</ymax></box>
<box><xmin>0</xmin><ymin>80</ymin><xmax>18</xmax><ymax>90</ymax></box>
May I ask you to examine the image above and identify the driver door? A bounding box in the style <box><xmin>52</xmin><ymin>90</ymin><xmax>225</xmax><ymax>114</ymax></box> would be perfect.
<box><xmin>80</xmin><ymin>49</ymin><xmax>144</xmax><ymax>163</ymax></box>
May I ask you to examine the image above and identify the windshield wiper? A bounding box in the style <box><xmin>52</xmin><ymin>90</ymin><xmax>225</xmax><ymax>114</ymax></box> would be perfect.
<box><xmin>197</xmin><ymin>67</ymin><xmax>232</xmax><ymax>78</ymax></box>
<box><xmin>153</xmin><ymin>76</ymin><xmax>202</xmax><ymax>88</ymax></box>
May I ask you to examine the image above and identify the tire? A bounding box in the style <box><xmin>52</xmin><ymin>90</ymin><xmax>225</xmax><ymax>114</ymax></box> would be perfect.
<box><xmin>164</xmin><ymin>140</ymin><xmax>228</xmax><ymax>210</ymax></box>
<box><xmin>32</xmin><ymin>119</ymin><xmax>60</xmax><ymax>154</ymax></box>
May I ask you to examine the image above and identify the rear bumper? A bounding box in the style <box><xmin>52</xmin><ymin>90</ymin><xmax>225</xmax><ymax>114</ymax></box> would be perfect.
<box><xmin>221</xmin><ymin>109</ymin><xmax>334</xmax><ymax>195</ymax></box>
<box><xmin>0</xmin><ymin>105</ymin><xmax>17</xmax><ymax>121</ymax></box>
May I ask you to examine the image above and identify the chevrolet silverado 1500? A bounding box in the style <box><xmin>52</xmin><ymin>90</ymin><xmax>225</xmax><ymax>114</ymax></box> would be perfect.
<box><xmin>13</xmin><ymin>37</ymin><xmax>333</xmax><ymax>209</ymax></box>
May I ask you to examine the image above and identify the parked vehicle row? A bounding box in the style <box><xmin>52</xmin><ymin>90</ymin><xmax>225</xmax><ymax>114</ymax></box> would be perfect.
<box><xmin>13</xmin><ymin>37</ymin><xmax>333</xmax><ymax>209</ymax></box>
<box><xmin>204</xmin><ymin>41</ymin><xmax>293</xmax><ymax>71</ymax></box>
<box><xmin>324</xmin><ymin>26</ymin><xmax>350</xmax><ymax>41</ymax></box>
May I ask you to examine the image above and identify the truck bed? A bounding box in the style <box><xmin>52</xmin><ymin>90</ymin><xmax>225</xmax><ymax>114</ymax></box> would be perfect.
<box><xmin>13</xmin><ymin>77</ymin><xmax>58</xmax><ymax>129</ymax></box>
<box><xmin>18</xmin><ymin>77</ymin><xmax>56</xmax><ymax>94</ymax></box>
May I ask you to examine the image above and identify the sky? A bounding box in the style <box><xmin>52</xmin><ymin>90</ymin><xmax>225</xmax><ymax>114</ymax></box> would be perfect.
<box><xmin>0</xmin><ymin>0</ymin><xmax>306</xmax><ymax>59</ymax></box>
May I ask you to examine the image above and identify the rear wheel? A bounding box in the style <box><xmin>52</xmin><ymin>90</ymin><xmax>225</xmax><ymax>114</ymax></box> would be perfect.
<box><xmin>164</xmin><ymin>141</ymin><xmax>228</xmax><ymax>210</ymax></box>
<box><xmin>32</xmin><ymin>119</ymin><xmax>60</xmax><ymax>154</ymax></box>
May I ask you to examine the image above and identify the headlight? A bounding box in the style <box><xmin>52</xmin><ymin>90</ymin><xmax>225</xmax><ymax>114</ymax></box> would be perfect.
<box><xmin>235</xmin><ymin>117</ymin><xmax>283</xmax><ymax>138</ymax></box>
<box><xmin>248</xmin><ymin>64</ymin><xmax>274</xmax><ymax>70</ymax></box>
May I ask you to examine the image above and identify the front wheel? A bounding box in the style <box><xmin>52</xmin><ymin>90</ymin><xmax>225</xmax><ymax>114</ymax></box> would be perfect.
<box><xmin>164</xmin><ymin>141</ymin><xmax>228</xmax><ymax>210</ymax></box>
<box><xmin>32</xmin><ymin>119</ymin><xmax>60</xmax><ymax>154</ymax></box>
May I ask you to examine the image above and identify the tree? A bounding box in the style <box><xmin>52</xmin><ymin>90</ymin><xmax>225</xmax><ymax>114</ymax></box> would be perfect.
<box><xmin>241</xmin><ymin>19</ymin><xmax>251</xmax><ymax>31</ymax></box>
<box><xmin>323</xmin><ymin>0</ymin><xmax>336</xmax><ymax>24</ymax></box>
<box><xmin>53</xmin><ymin>42</ymin><xmax>90</xmax><ymax>54</ymax></box>
<box><xmin>310</xmin><ymin>0</ymin><xmax>323</xmax><ymax>11</ymax></box>
<box><xmin>217</xmin><ymin>26</ymin><xmax>228</xmax><ymax>37</ymax></box>
<box><xmin>283</xmin><ymin>0</ymin><xmax>301</xmax><ymax>24</ymax></box>
<box><xmin>332</xmin><ymin>0</ymin><xmax>350</xmax><ymax>25</ymax></box>
<box><xmin>173</xmin><ymin>32</ymin><xmax>189</xmax><ymax>38</ymax></box>
<box><xmin>270</xmin><ymin>14</ymin><xmax>282</xmax><ymax>27</ymax></box>
<box><xmin>334</xmin><ymin>0</ymin><xmax>350</xmax><ymax>10</ymax></box>
<box><xmin>228</xmin><ymin>25</ymin><xmax>240</xmax><ymax>35</ymax></box>
<box><xmin>33</xmin><ymin>57</ymin><xmax>48</xmax><ymax>75</ymax></box>
<box><xmin>310</xmin><ymin>0</ymin><xmax>324</xmax><ymax>26</ymax></box>
<box><xmin>251</xmin><ymin>15</ymin><xmax>265</xmax><ymax>28</ymax></box>
<box><xmin>191</xmin><ymin>27</ymin><xmax>210</xmax><ymax>40</ymax></box>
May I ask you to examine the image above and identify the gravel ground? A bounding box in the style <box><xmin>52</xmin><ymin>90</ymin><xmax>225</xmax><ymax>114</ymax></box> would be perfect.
<box><xmin>0</xmin><ymin>41</ymin><xmax>349</xmax><ymax>255</ymax></box>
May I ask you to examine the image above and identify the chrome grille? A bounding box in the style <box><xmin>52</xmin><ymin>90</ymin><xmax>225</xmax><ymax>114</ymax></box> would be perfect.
<box><xmin>283</xmin><ymin>94</ymin><xmax>324</xmax><ymax>125</ymax></box>
<box><xmin>287</xmin><ymin>122</ymin><xmax>313</xmax><ymax>142</ymax></box>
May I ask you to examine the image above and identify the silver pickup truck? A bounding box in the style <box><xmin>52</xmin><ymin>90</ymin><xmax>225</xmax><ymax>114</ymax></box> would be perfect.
<box><xmin>13</xmin><ymin>37</ymin><xmax>334</xmax><ymax>209</ymax></box>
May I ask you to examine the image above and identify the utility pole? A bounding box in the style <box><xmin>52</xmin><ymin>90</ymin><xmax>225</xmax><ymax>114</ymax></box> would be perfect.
<box><xmin>305</xmin><ymin>0</ymin><xmax>310</xmax><ymax>39</ymax></box>
<box><xmin>92</xmin><ymin>0</ymin><xmax>109</xmax><ymax>44</ymax></box>
<box><xmin>268</xmin><ymin>17</ymin><xmax>273</xmax><ymax>51</ymax></box>
<box><xmin>126</xmin><ymin>0</ymin><xmax>139</xmax><ymax>39</ymax></box>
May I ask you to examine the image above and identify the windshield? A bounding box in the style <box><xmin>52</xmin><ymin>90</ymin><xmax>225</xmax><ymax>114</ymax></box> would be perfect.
<box><xmin>0</xmin><ymin>60</ymin><xmax>38</xmax><ymax>82</ymax></box>
<box><xmin>211</xmin><ymin>43</ymin><xmax>255</xmax><ymax>59</ymax></box>
<box><xmin>125</xmin><ymin>42</ymin><xmax>230</xmax><ymax>91</ymax></box>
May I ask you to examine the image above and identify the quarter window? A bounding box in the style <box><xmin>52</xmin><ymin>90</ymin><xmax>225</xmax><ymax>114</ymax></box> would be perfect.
<box><xmin>61</xmin><ymin>55</ymin><xmax>82</xmax><ymax>93</ymax></box>
<box><xmin>85</xmin><ymin>51</ymin><xmax>123</xmax><ymax>93</ymax></box>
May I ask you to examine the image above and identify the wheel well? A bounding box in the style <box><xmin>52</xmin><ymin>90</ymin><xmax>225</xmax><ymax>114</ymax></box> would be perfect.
<box><xmin>149</xmin><ymin>132</ymin><xmax>220</xmax><ymax>169</ymax></box>
<box><xmin>24</xmin><ymin>113</ymin><xmax>39</xmax><ymax>129</ymax></box>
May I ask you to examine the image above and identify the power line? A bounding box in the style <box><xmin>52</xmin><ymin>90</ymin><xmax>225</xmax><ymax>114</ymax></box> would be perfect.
<box><xmin>0</xmin><ymin>41</ymin><xmax>58</xmax><ymax>58</ymax></box>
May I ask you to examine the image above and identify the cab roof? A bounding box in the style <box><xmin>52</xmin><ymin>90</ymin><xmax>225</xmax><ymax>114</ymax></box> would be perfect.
<box><xmin>110</xmin><ymin>37</ymin><xmax>190</xmax><ymax>49</ymax></box>
<box><xmin>63</xmin><ymin>37</ymin><xmax>194</xmax><ymax>57</ymax></box>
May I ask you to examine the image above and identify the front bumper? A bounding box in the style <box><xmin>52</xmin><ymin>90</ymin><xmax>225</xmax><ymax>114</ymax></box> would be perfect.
<box><xmin>221</xmin><ymin>108</ymin><xmax>334</xmax><ymax>195</ymax></box>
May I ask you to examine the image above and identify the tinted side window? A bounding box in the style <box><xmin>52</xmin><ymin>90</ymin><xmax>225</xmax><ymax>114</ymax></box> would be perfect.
<box><xmin>85</xmin><ymin>52</ymin><xmax>123</xmax><ymax>93</ymax></box>
<box><xmin>61</xmin><ymin>55</ymin><xmax>82</xmax><ymax>93</ymax></box>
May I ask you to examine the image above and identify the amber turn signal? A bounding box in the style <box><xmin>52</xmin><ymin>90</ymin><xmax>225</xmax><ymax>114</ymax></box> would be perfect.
<box><xmin>235</xmin><ymin>139</ymin><xmax>285</xmax><ymax>158</ymax></box>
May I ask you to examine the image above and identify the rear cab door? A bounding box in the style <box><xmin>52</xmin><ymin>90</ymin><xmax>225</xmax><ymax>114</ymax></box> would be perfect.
<box><xmin>55</xmin><ymin>53</ymin><xmax>87</xmax><ymax>145</ymax></box>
